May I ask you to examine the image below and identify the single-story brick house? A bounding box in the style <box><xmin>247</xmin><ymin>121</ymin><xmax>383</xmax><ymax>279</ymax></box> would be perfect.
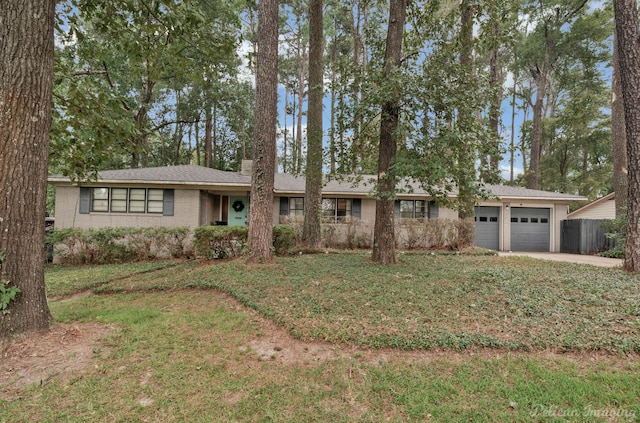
<box><xmin>48</xmin><ymin>162</ymin><xmax>586</xmax><ymax>252</ymax></box>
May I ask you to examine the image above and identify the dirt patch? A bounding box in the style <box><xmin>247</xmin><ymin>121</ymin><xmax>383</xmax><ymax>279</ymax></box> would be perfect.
<box><xmin>0</xmin><ymin>322</ymin><xmax>113</xmax><ymax>400</ymax></box>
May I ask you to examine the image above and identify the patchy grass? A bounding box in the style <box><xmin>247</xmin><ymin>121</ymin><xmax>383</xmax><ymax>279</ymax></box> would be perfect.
<box><xmin>44</xmin><ymin>260</ymin><xmax>184</xmax><ymax>298</ymax></box>
<box><xmin>2</xmin><ymin>289</ymin><xmax>640</xmax><ymax>422</ymax></box>
<box><xmin>66</xmin><ymin>252</ymin><xmax>640</xmax><ymax>352</ymax></box>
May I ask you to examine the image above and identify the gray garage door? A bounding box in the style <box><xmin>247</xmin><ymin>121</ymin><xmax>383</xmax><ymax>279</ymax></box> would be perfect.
<box><xmin>510</xmin><ymin>208</ymin><xmax>550</xmax><ymax>252</ymax></box>
<box><xmin>474</xmin><ymin>206</ymin><xmax>500</xmax><ymax>250</ymax></box>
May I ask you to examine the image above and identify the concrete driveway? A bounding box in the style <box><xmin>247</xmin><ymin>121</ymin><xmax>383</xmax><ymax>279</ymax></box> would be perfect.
<box><xmin>497</xmin><ymin>252</ymin><xmax>623</xmax><ymax>268</ymax></box>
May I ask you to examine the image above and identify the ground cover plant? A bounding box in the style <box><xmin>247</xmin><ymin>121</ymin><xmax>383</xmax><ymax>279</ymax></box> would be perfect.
<box><xmin>1</xmin><ymin>253</ymin><xmax>639</xmax><ymax>422</ymax></box>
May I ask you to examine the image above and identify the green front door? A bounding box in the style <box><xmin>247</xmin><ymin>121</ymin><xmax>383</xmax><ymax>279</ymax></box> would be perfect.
<box><xmin>228</xmin><ymin>196</ymin><xmax>248</xmax><ymax>226</ymax></box>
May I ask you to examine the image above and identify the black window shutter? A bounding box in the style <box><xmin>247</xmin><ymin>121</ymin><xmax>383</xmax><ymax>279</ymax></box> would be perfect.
<box><xmin>279</xmin><ymin>197</ymin><xmax>289</xmax><ymax>216</ymax></box>
<box><xmin>352</xmin><ymin>198</ymin><xmax>361</xmax><ymax>218</ymax></box>
<box><xmin>163</xmin><ymin>189</ymin><xmax>174</xmax><ymax>216</ymax></box>
<box><xmin>394</xmin><ymin>200</ymin><xmax>400</xmax><ymax>218</ymax></box>
<box><xmin>79</xmin><ymin>187</ymin><xmax>90</xmax><ymax>214</ymax></box>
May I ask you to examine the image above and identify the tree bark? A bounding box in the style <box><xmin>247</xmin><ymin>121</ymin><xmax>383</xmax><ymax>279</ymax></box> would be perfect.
<box><xmin>248</xmin><ymin>0</ymin><xmax>278</xmax><ymax>263</ymax></box>
<box><xmin>0</xmin><ymin>0</ymin><xmax>54</xmax><ymax>337</ymax></box>
<box><xmin>371</xmin><ymin>0</ymin><xmax>407</xmax><ymax>265</ymax></box>
<box><xmin>614</xmin><ymin>0</ymin><xmax>640</xmax><ymax>272</ymax></box>
<box><xmin>456</xmin><ymin>0</ymin><xmax>476</xmax><ymax>220</ymax></box>
<box><xmin>205</xmin><ymin>106</ymin><xmax>213</xmax><ymax>168</ymax></box>
<box><xmin>303</xmin><ymin>0</ymin><xmax>324</xmax><ymax>248</ymax></box>
<box><xmin>612</xmin><ymin>30</ymin><xmax>628</xmax><ymax>216</ymax></box>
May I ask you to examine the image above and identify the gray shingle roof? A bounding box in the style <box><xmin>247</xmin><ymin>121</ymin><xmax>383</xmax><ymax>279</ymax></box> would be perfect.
<box><xmin>49</xmin><ymin>165</ymin><xmax>585</xmax><ymax>201</ymax></box>
<box><xmin>50</xmin><ymin>165</ymin><xmax>251</xmax><ymax>186</ymax></box>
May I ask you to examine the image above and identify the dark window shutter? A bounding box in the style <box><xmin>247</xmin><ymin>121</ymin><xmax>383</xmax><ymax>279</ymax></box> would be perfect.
<box><xmin>352</xmin><ymin>198</ymin><xmax>361</xmax><ymax>218</ymax></box>
<box><xmin>429</xmin><ymin>201</ymin><xmax>439</xmax><ymax>218</ymax></box>
<box><xmin>163</xmin><ymin>189</ymin><xmax>174</xmax><ymax>216</ymax></box>
<box><xmin>79</xmin><ymin>187</ymin><xmax>90</xmax><ymax>214</ymax></box>
<box><xmin>279</xmin><ymin>197</ymin><xmax>289</xmax><ymax>216</ymax></box>
<box><xmin>394</xmin><ymin>200</ymin><xmax>400</xmax><ymax>218</ymax></box>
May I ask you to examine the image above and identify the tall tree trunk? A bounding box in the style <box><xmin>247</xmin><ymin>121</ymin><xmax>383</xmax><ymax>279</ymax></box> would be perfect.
<box><xmin>248</xmin><ymin>0</ymin><xmax>278</xmax><ymax>263</ymax></box>
<box><xmin>205</xmin><ymin>106</ymin><xmax>213</xmax><ymax>168</ymax></box>
<box><xmin>456</xmin><ymin>0</ymin><xmax>476</xmax><ymax>220</ymax></box>
<box><xmin>612</xmin><ymin>30</ymin><xmax>628</xmax><ymax>216</ymax></box>
<box><xmin>295</xmin><ymin>43</ymin><xmax>307</xmax><ymax>174</ymax></box>
<box><xmin>0</xmin><ymin>0</ymin><xmax>54</xmax><ymax>337</ymax></box>
<box><xmin>487</xmin><ymin>19</ymin><xmax>503</xmax><ymax>179</ymax></box>
<box><xmin>509</xmin><ymin>75</ymin><xmax>517</xmax><ymax>185</ymax></box>
<box><xmin>303</xmin><ymin>0</ymin><xmax>324</xmax><ymax>248</ymax></box>
<box><xmin>614</xmin><ymin>0</ymin><xmax>640</xmax><ymax>272</ymax></box>
<box><xmin>528</xmin><ymin>71</ymin><xmax>545</xmax><ymax>190</ymax></box>
<box><xmin>372</xmin><ymin>0</ymin><xmax>407</xmax><ymax>265</ymax></box>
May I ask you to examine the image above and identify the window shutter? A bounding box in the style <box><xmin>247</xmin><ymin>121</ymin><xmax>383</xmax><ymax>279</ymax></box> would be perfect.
<box><xmin>163</xmin><ymin>189</ymin><xmax>174</xmax><ymax>216</ymax></box>
<box><xmin>429</xmin><ymin>201</ymin><xmax>439</xmax><ymax>218</ymax></box>
<box><xmin>352</xmin><ymin>198</ymin><xmax>361</xmax><ymax>218</ymax></box>
<box><xmin>394</xmin><ymin>200</ymin><xmax>400</xmax><ymax>218</ymax></box>
<box><xmin>79</xmin><ymin>187</ymin><xmax>90</xmax><ymax>214</ymax></box>
<box><xmin>279</xmin><ymin>197</ymin><xmax>289</xmax><ymax>216</ymax></box>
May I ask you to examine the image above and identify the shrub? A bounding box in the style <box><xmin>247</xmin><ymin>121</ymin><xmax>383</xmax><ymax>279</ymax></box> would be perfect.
<box><xmin>601</xmin><ymin>211</ymin><xmax>626</xmax><ymax>258</ymax></box>
<box><xmin>48</xmin><ymin>226</ymin><xmax>192</xmax><ymax>264</ymax></box>
<box><xmin>193</xmin><ymin>226</ymin><xmax>248</xmax><ymax>259</ymax></box>
<box><xmin>272</xmin><ymin>225</ymin><xmax>298</xmax><ymax>255</ymax></box>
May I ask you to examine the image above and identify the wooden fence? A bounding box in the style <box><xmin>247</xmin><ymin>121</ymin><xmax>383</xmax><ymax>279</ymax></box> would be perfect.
<box><xmin>560</xmin><ymin>219</ymin><xmax>615</xmax><ymax>255</ymax></box>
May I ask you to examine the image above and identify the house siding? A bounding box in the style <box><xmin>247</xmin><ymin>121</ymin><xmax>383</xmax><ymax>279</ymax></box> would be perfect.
<box><xmin>54</xmin><ymin>186</ymin><xmax>200</xmax><ymax>229</ymax></box>
<box><xmin>568</xmin><ymin>199</ymin><xmax>615</xmax><ymax>220</ymax></box>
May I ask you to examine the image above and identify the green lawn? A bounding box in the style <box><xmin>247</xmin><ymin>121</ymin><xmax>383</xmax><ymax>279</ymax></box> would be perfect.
<box><xmin>2</xmin><ymin>253</ymin><xmax>640</xmax><ymax>422</ymax></box>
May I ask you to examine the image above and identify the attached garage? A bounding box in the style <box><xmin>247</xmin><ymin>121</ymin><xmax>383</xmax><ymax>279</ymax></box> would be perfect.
<box><xmin>474</xmin><ymin>206</ymin><xmax>500</xmax><ymax>250</ymax></box>
<box><xmin>510</xmin><ymin>207</ymin><xmax>550</xmax><ymax>252</ymax></box>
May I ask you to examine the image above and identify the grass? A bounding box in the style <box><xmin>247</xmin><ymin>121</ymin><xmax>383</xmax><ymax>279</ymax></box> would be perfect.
<box><xmin>63</xmin><ymin>252</ymin><xmax>640</xmax><ymax>352</ymax></box>
<box><xmin>2</xmin><ymin>252</ymin><xmax>640</xmax><ymax>422</ymax></box>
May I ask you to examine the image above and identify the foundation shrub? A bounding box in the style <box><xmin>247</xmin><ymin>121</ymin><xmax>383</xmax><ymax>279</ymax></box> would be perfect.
<box><xmin>48</xmin><ymin>227</ymin><xmax>192</xmax><ymax>264</ymax></box>
<box><xmin>272</xmin><ymin>225</ymin><xmax>298</xmax><ymax>255</ymax></box>
<box><xmin>193</xmin><ymin>226</ymin><xmax>248</xmax><ymax>259</ymax></box>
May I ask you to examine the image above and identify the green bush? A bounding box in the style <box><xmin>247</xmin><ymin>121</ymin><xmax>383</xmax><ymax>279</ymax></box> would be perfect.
<box><xmin>601</xmin><ymin>211</ymin><xmax>626</xmax><ymax>258</ymax></box>
<box><xmin>272</xmin><ymin>225</ymin><xmax>298</xmax><ymax>255</ymax></box>
<box><xmin>193</xmin><ymin>226</ymin><xmax>248</xmax><ymax>259</ymax></box>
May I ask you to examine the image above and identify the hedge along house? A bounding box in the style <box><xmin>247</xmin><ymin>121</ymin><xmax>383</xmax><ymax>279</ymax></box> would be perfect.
<box><xmin>49</xmin><ymin>163</ymin><xmax>586</xmax><ymax>252</ymax></box>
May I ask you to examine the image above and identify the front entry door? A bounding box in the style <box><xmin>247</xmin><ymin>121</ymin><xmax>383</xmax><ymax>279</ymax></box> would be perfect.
<box><xmin>228</xmin><ymin>196</ymin><xmax>248</xmax><ymax>226</ymax></box>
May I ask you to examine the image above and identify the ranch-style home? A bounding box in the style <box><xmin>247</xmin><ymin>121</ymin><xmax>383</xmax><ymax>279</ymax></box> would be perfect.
<box><xmin>48</xmin><ymin>162</ymin><xmax>586</xmax><ymax>252</ymax></box>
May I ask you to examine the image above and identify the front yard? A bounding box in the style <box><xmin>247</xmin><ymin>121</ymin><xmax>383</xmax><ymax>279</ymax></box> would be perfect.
<box><xmin>2</xmin><ymin>252</ymin><xmax>639</xmax><ymax>421</ymax></box>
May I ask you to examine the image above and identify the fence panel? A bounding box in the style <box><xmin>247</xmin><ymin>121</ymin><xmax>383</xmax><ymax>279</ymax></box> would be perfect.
<box><xmin>560</xmin><ymin>219</ymin><xmax>614</xmax><ymax>254</ymax></box>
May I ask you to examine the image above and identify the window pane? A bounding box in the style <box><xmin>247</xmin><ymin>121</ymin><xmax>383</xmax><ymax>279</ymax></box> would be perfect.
<box><xmin>322</xmin><ymin>198</ymin><xmax>336</xmax><ymax>217</ymax></box>
<box><xmin>520</xmin><ymin>218</ymin><xmax>528</xmax><ymax>223</ymax></box>
<box><xmin>489</xmin><ymin>217</ymin><xmax>498</xmax><ymax>222</ymax></box>
<box><xmin>130</xmin><ymin>189</ymin><xmax>146</xmax><ymax>201</ymax></box>
<box><xmin>511</xmin><ymin>217</ymin><xmax>518</xmax><ymax>223</ymax></box>
<box><xmin>531</xmin><ymin>217</ymin><xmax>538</xmax><ymax>223</ymax></box>
<box><xmin>92</xmin><ymin>188</ymin><xmax>109</xmax><ymax>212</ymax></box>
<box><xmin>337</xmin><ymin>199</ymin><xmax>351</xmax><ymax>217</ymax></box>
<box><xmin>400</xmin><ymin>200</ymin><xmax>414</xmax><ymax>218</ymax></box>
<box><xmin>290</xmin><ymin>197</ymin><xmax>304</xmax><ymax>215</ymax></box>
<box><xmin>541</xmin><ymin>218</ymin><xmax>549</xmax><ymax>224</ymax></box>
<box><xmin>147</xmin><ymin>201</ymin><xmax>163</xmax><ymax>213</ymax></box>
<box><xmin>111</xmin><ymin>188</ymin><xmax>127</xmax><ymax>200</ymax></box>
<box><xmin>148</xmin><ymin>189</ymin><xmax>164</xmax><ymax>201</ymax></box>
<box><xmin>111</xmin><ymin>200</ymin><xmax>127</xmax><ymax>212</ymax></box>
<box><xmin>479</xmin><ymin>217</ymin><xmax>488</xmax><ymax>222</ymax></box>
<box><xmin>415</xmin><ymin>201</ymin><xmax>427</xmax><ymax>218</ymax></box>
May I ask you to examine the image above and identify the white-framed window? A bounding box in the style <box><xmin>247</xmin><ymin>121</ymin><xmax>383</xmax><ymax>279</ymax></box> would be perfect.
<box><xmin>90</xmin><ymin>188</ymin><xmax>164</xmax><ymax>214</ymax></box>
